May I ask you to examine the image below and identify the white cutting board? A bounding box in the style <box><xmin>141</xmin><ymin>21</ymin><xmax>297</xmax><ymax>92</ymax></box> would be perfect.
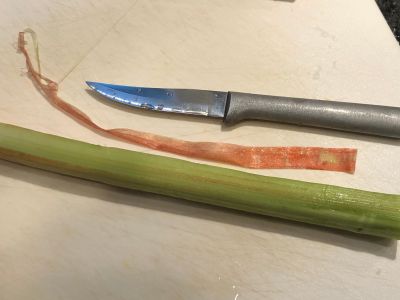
<box><xmin>1</xmin><ymin>0</ymin><xmax>400</xmax><ymax>299</ymax></box>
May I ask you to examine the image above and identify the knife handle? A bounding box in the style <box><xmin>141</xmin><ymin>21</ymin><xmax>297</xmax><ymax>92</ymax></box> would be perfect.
<box><xmin>224</xmin><ymin>92</ymin><xmax>400</xmax><ymax>138</ymax></box>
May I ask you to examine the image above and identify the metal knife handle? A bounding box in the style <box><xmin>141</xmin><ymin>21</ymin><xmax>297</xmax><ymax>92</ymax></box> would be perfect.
<box><xmin>224</xmin><ymin>92</ymin><xmax>400</xmax><ymax>138</ymax></box>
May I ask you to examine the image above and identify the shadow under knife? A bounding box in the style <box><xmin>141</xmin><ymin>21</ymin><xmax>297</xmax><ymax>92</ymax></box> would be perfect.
<box><xmin>86</xmin><ymin>89</ymin><xmax>400</xmax><ymax>147</ymax></box>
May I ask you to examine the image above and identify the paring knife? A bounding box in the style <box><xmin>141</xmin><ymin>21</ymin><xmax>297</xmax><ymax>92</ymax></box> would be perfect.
<box><xmin>86</xmin><ymin>81</ymin><xmax>400</xmax><ymax>138</ymax></box>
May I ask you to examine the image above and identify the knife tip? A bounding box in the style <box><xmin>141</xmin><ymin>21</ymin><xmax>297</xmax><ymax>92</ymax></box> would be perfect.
<box><xmin>85</xmin><ymin>81</ymin><xmax>97</xmax><ymax>90</ymax></box>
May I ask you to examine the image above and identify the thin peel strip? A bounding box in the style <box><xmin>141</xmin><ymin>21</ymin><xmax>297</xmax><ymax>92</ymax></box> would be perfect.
<box><xmin>17</xmin><ymin>30</ymin><xmax>357</xmax><ymax>173</ymax></box>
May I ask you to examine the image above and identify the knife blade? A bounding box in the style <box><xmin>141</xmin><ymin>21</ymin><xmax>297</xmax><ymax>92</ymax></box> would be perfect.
<box><xmin>86</xmin><ymin>81</ymin><xmax>400</xmax><ymax>138</ymax></box>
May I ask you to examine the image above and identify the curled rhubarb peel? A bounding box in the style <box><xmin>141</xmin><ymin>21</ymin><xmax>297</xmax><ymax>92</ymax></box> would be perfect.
<box><xmin>18</xmin><ymin>30</ymin><xmax>357</xmax><ymax>173</ymax></box>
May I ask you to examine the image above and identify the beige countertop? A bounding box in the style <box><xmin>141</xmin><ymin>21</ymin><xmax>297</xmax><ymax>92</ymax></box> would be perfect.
<box><xmin>1</xmin><ymin>0</ymin><xmax>400</xmax><ymax>299</ymax></box>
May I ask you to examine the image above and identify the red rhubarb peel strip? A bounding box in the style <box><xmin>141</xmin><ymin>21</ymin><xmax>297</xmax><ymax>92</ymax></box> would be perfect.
<box><xmin>18</xmin><ymin>30</ymin><xmax>357</xmax><ymax>173</ymax></box>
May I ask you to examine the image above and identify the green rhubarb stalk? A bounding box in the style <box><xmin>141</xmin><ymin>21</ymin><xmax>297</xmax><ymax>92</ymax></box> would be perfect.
<box><xmin>1</xmin><ymin>122</ymin><xmax>400</xmax><ymax>239</ymax></box>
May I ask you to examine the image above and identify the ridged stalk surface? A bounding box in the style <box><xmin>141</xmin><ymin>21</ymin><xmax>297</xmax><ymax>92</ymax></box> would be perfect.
<box><xmin>1</xmin><ymin>123</ymin><xmax>399</xmax><ymax>239</ymax></box>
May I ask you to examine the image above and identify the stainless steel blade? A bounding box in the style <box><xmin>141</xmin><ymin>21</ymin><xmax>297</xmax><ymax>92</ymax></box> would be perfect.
<box><xmin>86</xmin><ymin>81</ymin><xmax>227</xmax><ymax>118</ymax></box>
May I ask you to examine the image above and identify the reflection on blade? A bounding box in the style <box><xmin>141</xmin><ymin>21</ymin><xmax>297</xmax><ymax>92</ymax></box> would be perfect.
<box><xmin>86</xmin><ymin>81</ymin><xmax>227</xmax><ymax>118</ymax></box>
